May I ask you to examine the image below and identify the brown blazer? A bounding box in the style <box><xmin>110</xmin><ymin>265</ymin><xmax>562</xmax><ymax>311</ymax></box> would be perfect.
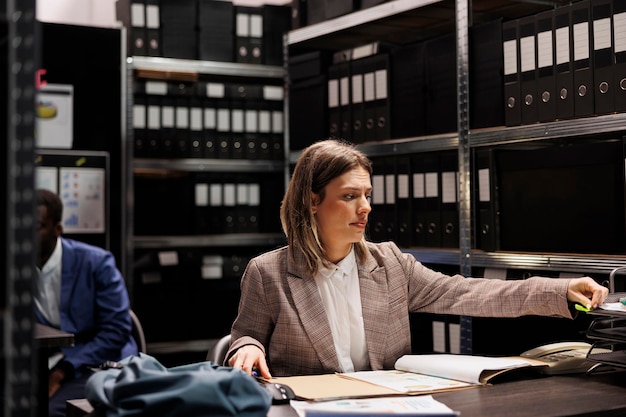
<box><xmin>227</xmin><ymin>241</ymin><xmax>572</xmax><ymax>376</ymax></box>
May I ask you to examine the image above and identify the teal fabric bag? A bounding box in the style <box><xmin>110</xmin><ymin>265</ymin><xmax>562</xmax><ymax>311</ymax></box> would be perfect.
<box><xmin>85</xmin><ymin>353</ymin><xmax>272</xmax><ymax>417</ymax></box>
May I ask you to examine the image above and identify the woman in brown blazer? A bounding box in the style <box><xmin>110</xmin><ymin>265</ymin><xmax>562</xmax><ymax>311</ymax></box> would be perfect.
<box><xmin>226</xmin><ymin>139</ymin><xmax>608</xmax><ymax>379</ymax></box>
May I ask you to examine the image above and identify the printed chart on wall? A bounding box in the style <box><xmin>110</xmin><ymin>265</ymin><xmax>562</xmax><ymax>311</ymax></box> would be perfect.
<box><xmin>35</xmin><ymin>150</ymin><xmax>110</xmax><ymax>250</ymax></box>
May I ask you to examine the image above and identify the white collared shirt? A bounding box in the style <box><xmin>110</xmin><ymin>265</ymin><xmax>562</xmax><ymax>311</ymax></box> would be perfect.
<box><xmin>314</xmin><ymin>248</ymin><xmax>370</xmax><ymax>372</ymax></box>
<box><xmin>35</xmin><ymin>238</ymin><xmax>63</xmax><ymax>327</ymax></box>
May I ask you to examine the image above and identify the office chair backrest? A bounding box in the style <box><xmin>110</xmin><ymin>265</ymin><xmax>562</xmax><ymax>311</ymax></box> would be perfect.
<box><xmin>130</xmin><ymin>309</ymin><xmax>147</xmax><ymax>354</ymax></box>
<box><xmin>207</xmin><ymin>334</ymin><xmax>231</xmax><ymax>365</ymax></box>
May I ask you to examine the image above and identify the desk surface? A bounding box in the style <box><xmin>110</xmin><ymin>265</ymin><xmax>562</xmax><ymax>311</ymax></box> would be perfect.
<box><xmin>67</xmin><ymin>371</ymin><xmax>626</xmax><ymax>417</ymax></box>
<box><xmin>35</xmin><ymin>323</ymin><xmax>74</xmax><ymax>348</ymax></box>
<box><xmin>432</xmin><ymin>371</ymin><xmax>626</xmax><ymax>417</ymax></box>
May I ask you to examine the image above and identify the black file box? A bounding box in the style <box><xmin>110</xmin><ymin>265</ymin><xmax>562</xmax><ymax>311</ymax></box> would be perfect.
<box><xmin>390</xmin><ymin>41</ymin><xmax>426</xmax><ymax>138</ymax></box>
<box><xmin>198</xmin><ymin>0</ymin><xmax>234</xmax><ymax>63</ymax></box>
<box><xmin>262</xmin><ymin>5</ymin><xmax>291</xmax><ymax>66</ymax></box>
<box><xmin>289</xmin><ymin>75</ymin><xmax>327</xmax><ymax>151</ymax></box>
<box><xmin>424</xmin><ymin>33</ymin><xmax>456</xmax><ymax>134</ymax></box>
<box><xmin>161</xmin><ymin>0</ymin><xmax>196</xmax><ymax>59</ymax></box>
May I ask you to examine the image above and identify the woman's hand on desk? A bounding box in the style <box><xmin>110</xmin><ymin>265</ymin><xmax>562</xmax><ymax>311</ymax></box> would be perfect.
<box><xmin>567</xmin><ymin>277</ymin><xmax>608</xmax><ymax>310</ymax></box>
<box><xmin>228</xmin><ymin>345</ymin><xmax>272</xmax><ymax>379</ymax></box>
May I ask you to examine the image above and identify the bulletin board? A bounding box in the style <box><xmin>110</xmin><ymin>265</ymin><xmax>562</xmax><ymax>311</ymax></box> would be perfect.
<box><xmin>35</xmin><ymin>150</ymin><xmax>110</xmax><ymax>251</ymax></box>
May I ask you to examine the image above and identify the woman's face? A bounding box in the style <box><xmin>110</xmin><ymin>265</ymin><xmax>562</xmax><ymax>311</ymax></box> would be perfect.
<box><xmin>312</xmin><ymin>166</ymin><xmax>372</xmax><ymax>263</ymax></box>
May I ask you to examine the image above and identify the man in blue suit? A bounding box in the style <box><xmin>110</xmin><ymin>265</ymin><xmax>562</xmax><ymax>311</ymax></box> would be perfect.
<box><xmin>35</xmin><ymin>189</ymin><xmax>138</xmax><ymax>417</ymax></box>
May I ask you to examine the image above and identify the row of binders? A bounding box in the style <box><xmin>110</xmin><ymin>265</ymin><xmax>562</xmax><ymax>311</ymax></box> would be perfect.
<box><xmin>366</xmin><ymin>137</ymin><xmax>626</xmax><ymax>254</ymax></box>
<box><xmin>504</xmin><ymin>0</ymin><xmax>626</xmax><ymax>126</ymax></box>
<box><xmin>134</xmin><ymin>171</ymin><xmax>283</xmax><ymax>237</ymax></box>
<box><xmin>289</xmin><ymin>20</ymin><xmax>506</xmax><ymax>150</ymax></box>
<box><xmin>120</xmin><ymin>0</ymin><xmax>290</xmax><ymax>64</ymax></box>
<box><xmin>133</xmin><ymin>79</ymin><xmax>285</xmax><ymax>160</ymax></box>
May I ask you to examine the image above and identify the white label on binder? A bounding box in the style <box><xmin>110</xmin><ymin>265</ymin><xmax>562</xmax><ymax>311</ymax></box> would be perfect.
<box><xmin>131</xmin><ymin>3</ymin><xmax>145</xmax><ymax>27</ymax></box>
<box><xmin>432</xmin><ymin>321</ymin><xmax>445</xmax><ymax>353</ymax></box>
<box><xmin>245</xmin><ymin>110</ymin><xmax>258</xmax><ymax>132</ymax></box>
<box><xmin>615</xmin><ymin>13</ymin><xmax>626</xmax><ymax>53</ymax></box>
<box><xmin>340</xmin><ymin>77</ymin><xmax>350</xmax><ymax>106</ymax></box>
<box><xmin>217</xmin><ymin>108</ymin><xmax>230</xmax><ymax>132</ymax></box>
<box><xmin>223</xmin><ymin>184</ymin><xmax>236</xmax><ymax>207</ymax></box>
<box><xmin>250</xmin><ymin>14</ymin><xmax>263</xmax><ymax>38</ymax></box>
<box><xmin>503</xmin><ymin>39</ymin><xmax>517</xmax><ymax>76</ymax></box>
<box><xmin>206</xmin><ymin>83</ymin><xmax>225</xmax><ymax>98</ymax></box>
<box><xmin>364</xmin><ymin>72</ymin><xmax>375</xmax><ymax>102</ymax></box>
<box><xmin>162</xmin><ymin>106</ymin><xmax>174</xmax><ymax>128</ymax></box>
<box><xmin>372</xmin><ymin>175</ymin><xmax>385</xmax><ymax>205</ymax></box>
<box><xmin>210</xmin><ymin>183</ymin><xmax>222</xmax><ymax>207</ymax></box>
<box><xmin>375</xmin><ymin>69</ymin><xmax>388</xmax><ymax>100</ymax></box>
<box><xmin>573</xmin><ymin>22</ymin><xmax>590</xmax><ymax>61</ymax></box>
<box><xmin>484</xmin><ymin>268</ymin><xmax>507</xmax><ymax>280</ymax></box>
<box><xmin>158</xmin><ymin>251</ymin><xmax>178</xmax><ymax>266</ymax></box>
<box><xmin>352</xmin><ymin>74</ymin><xmax>363</xmax><ymax>104</ymax></box>
<box><xmin>249</xmin><ymin>183</ymin><xmax>260</xmax><ymax>206</ymax></box>
<box><xmin>272</xmin><ymin>111</ymin><xmax>283</xmax><ymax>133</ymax></box>
<box><xmin>397</xmin><ymin>174</ymin><xmax>409</xmax><ymax>199</ymax></box>
<box><xmin>449</xmin><ymin>323</ymin><xmax>461</xmax><ymax>354</ymax></box>
<box><xmin>441</xmin><ymin>171</ymin><xmax>456</xmax><ymax>204</ymax></box>
<box><xmin>520</xmin><ymin>34</ymin><xmax>536</xmax><ymax>72</ymax></box>
<box><xmin>237</xmin><ymin>183</ymin><xmax>249</xmax><ymax>205</ymax></box>
<box><xmin>232</xmin><ymin>109</ymin><xmax>244</xmax><ymax>133</ymax></box>
<box><xmin>148</xmin><ymin>105</ymin><xmax>161</xmax><ymax>129</ymax></box>
<box><xmin>385</xmin><ymin>174</ymin><xmax>395</xmax><ymax>205</ymax></box>
<box><xmin>412</xmin><ymin>173</ymin><xmax>425</xmax><ymax>199</ymax></box>
<box><xmin>478</xmin><ymin>168</ymin><xmax>490</xmax><ymax>202</ymax></box>
<box><xmin>537</xmin><ymin>30</ymin><xmax>553</xmax><ymax>69</ymax></box>
<box><xmin>190</xmin><ymin>107</ymin><xmax>202</xmax><ymax>131</ymax></box>
<box><xmin>425</xmin><ymin>172</ymin><xmax>439</xmax><ymax>198</ymax></box>
<box><xmin>594</xmin><ymin>17</ymin><xmax>611</xmax><ymax>51</ymax></box>
<box><xmin>556</xmin><ymin>27</ymin><xmax>570</xmax><ymax>65</ymax></box>
<box><xmin>236</xmin><ymin>13</ymin><xmax>250</xmax><ymax>37</ymax></box>
<box><xmin>145</xmin><ymin>81</ymin><xmax>167</xmax><ymax>95</ymax></box>
<box><xmin>195</xmin><ymin>183</ymin><xmax>209</xmax><ymax>206</ymax></box>
<box><xmin>259</xmin><ymin>110</ymin><xmax>271</xmax><ymax>133</ymax></box>
<box><xmin>328</xmin><ymin>79</ymin><xmax>339</xmax><ymax>108</ymax></box>
<box><xmin>133</xmin><ymin>104</ymin><xmax>146</xmax><ymax>129</ymax></box>
<box><xmin>263</xmin><ymin>85</ymin><xmax>284</xmax><ymax>101</ymax></box>
<box><xmin>204</xmin><ymin>108</ymin><xmax>216</xmax><ymax>130</ymax></box>
<box><xmin>176</xmin><ymin>107</ymin><xmax>189</xmax><ymax>129</ymax></box>
<box><xmin>146</xmin><ymin>5</ymin><xmax>160</xmax><ymax>29</ymax></box>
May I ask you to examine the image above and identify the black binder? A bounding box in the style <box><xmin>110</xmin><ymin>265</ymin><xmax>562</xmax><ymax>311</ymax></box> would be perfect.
<box><xmin>327</xmin><ymin>64</ymin><xmax>341</xmax><ymax>138</ymax></box>
<box><xmin>201</xmin><ymin>87</ymin><xmax>219</xmax><ymax>159</ymax></box>
<box><xmin>535</xmin><ymin>10</ymin><xmax>557</xmax><ymax>123</ymax></box>
<box><xmin>368</xmin><ymin>157</ymin><xmax>386</xmax><ymax>243</ymax></box>
<box><xmin>372</xmin><ymin>53</ymin><xmax>391</xmax><ymax>141</ymax></box>
<box><xmin>503</xmin><ymin>19</ymin><xmax>522</xmax><ymax>126</ymax></box>
<box><xmin>145</xmin><ymin>94</ymin><xmax>161</xmax><ymax>157</ymax></box>
<box><xmin>133</xmin><ymin>94</ymin><xmax>148</xmax><ymax>157</ymax></box>
<box><xmin>235</xmin><ymin>6</ymin><xmax>263</xmax><ymax>64</ymax></box>
<box><xmin>130</xmin><ymin>0</ymin><xmax>147</xmax><ymax>56</ymax></box>
<box><xmin>395</xmin><ymin>156</ymin><xmax>413</xmax><ymax>248</ymax></box>
<box><xmin>555</xmin><ymin>5</ymin><xmax>575</xmax><ymax>120</ymax></box>
<box><xmin>572</xmin><ymin>0</ymin><xmax>594</xmax><ymax>117</ymax></box>
<box><xmin>439</xmin><ymin>150</ymin><xmax>459</xmax><ymax>249</ymax></box>
<box><xmin>173</xmin><ymin>96</ymin><xmax>190</xmax><ymax>158</ymax></box>
<box><xmin>469</xmin><ymin>19</ymin><xmax>504</xmax><ymax>129</ymax></box>
<box><xmin>216</xmin><ymin>99</ymin><xmax>232</xmax><ymax>159</ymax></box>
<box><xmin>289</xmin><ymin>75</ymin><xmax>327</xmax><ymax>151</ymax></box>
<box><xmin>411</xmin><ymin>152</ymin><xmax>441</xmax><ymax>248</ymax></box>
<box><xmin>337</xmin><ymin>60</ymin><xmax>352</xmax><ymax>141</ymax></box>
<box><xmin>161</xmin><ymin>0</ymin><xmax>196</xmax><ymax>60</ymax></box>
<box><xmin>614</xmin><ymin>0</ymin><xmax>626</xmax><ymax>112</ymax></box>
<box><xmin>519</xmin><ymin>15</ymin><xmax>538</xmax><ymax>125</ymax></box>
<box><xmin>198</xmin><ymin>0</ymin><xmax>234</xmax><ymax>63</ymax></box>
<box><xmin>425</xmin><ymin>33</ymin><xmax>457</xmax><ymax>134</ymax></box>
<box><xmin>145</xmin><ymin>0</ymin><xmax>161</xmax><ymax>57</ymax></box>
<box><xmin>382</xmin><ymin>156</ymin><xmax>397</xmax><ymax>242</ymax></box>
<box><xmin>262</xmin><ymin>5</ymin><xmax>291</xmax><ymax>66</ymax></box>
<box><xmin>592</xmin><ymin>0</ymin><xmax>615</xmax><ymax>115</ymax></box>
<box><xmin>188</xmin><ymin>96</ymin><xmax>204</xmax><ymax>159</ymax></box>
<box><xmin>230</xmin><ymin>100</ymin><xmax>246</xmax><ymax>159</ymax></box>
<box><xmin>350</xmin><ymin>57</ymin><xmax>366</xmax><ymax>144</ymax></box>
<box><xmin>472</xmin><ymin>148</ymin><xmax>499</xmax><ymax>252</ymax></box>
<box><xmin>390</xmin><ymin>40</ymin><xmax>426</xmax><ymax>138</ymax></box>
<box><xmin>159</xmin><ymin>96</ymin><xmax>176</xmax><ymax>158</ymax></box>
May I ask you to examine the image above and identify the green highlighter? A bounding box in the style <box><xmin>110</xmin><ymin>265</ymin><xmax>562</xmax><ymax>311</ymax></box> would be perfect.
<box><xmin>574</xmin><ymin>303</ymin><xmax>591</xmax><ymax>313</ymax></box>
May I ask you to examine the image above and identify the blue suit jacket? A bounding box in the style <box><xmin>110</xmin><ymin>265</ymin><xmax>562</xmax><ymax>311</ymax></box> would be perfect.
<box><xmin>36</xmin><ymin>238</ymin><xmax>137</xmax><ymax>377</ymax></box>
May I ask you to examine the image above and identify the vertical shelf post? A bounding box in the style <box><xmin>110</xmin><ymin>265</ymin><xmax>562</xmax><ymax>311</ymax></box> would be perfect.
<box><xmin>456</xmin><ymin>0</ymin><xmax>473</xmax><ymax>354</ymax></box>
